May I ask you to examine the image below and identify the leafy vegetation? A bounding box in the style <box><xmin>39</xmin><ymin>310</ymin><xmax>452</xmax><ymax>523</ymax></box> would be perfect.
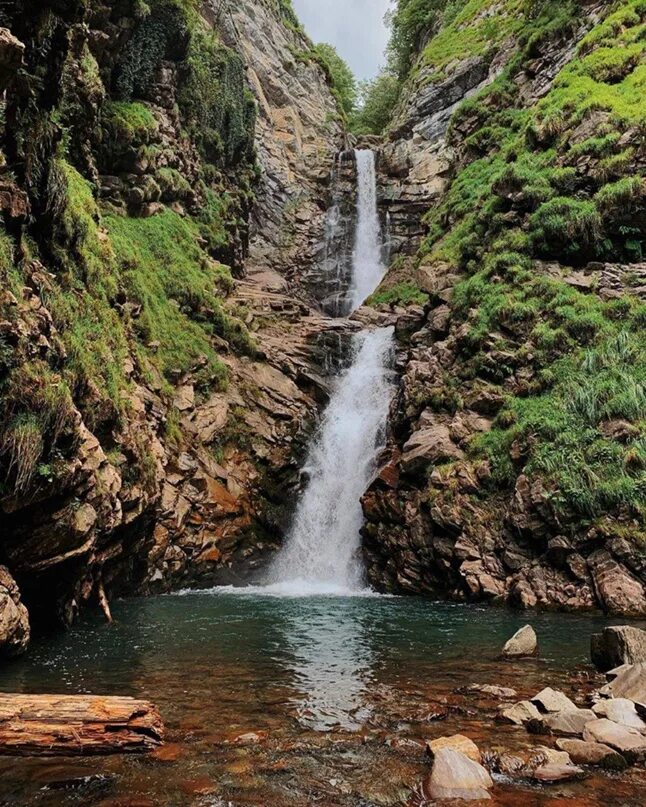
<box><xmin>350</xmin><ymin>71</ymin><xmax>401</xmax><ymax>135</ymax></box>
<box><xmin>177</xmin><ymin>26</ymin><xmax>256</xmax><ymax>166</ymax></box>
<box><xmin>314</xmin><ymin>43</ymin><xmax>357</xmax><ymax>117</ymax></box>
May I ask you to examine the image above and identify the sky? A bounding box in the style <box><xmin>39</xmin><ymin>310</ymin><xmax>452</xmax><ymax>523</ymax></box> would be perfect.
<box><xmin>292</xmin><ymin>0</ymin><xmax>392</xmax><ymax>81</ymax></box>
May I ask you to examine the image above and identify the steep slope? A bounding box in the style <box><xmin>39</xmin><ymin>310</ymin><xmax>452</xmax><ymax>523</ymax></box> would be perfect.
<box><xmin>0</xmin><ymin>0</ymin><xmax>344</xmax><ymax>650</ymax></box>
<box><xmin>364</xmin><ymin>0</ymin><xmax>646</xmax><ymax>615</ymax></box>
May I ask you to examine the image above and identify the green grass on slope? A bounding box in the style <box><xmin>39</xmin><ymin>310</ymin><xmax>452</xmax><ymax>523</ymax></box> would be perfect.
<box><xmin>415</xmin><ymin>0</ymin><xmax>646</xmax><ymax>528</ymax></box>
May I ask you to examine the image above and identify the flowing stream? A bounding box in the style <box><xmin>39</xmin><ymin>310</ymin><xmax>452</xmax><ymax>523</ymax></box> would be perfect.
<box><xmin>266</xmin><ymin>149</ymin><xmax>393</xmax><ymax>595</ymax></box>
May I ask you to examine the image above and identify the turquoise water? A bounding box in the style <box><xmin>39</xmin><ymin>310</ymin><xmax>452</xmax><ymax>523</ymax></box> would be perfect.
<box><xmin>0</xmin><ymin>591</ymin><xmax>644</xmax><ymax>806</ymax></box>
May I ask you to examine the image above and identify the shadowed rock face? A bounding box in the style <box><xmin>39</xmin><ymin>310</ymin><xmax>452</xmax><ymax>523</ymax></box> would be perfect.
<box><xmin>0</xmin><ymin>0</ymin><xmax>348</xmax><ymax>642</ymax></box>
<box><xmin>0</xmin><ymin>566</ymin><xmax>29</xmax><ymax>657</ymax></box>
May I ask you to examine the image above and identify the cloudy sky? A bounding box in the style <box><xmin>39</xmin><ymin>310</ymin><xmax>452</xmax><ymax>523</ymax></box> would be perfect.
<box><xmin>292</xmin><ymin>0</ymin><xmax>392</xmax><ymax>80</ymax></box>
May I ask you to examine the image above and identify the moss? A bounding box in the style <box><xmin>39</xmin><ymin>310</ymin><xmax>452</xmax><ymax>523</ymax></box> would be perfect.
<box><xmin>419</xmin><ymin>0</ymin><xmax>526</xmax><ymax>79</ymax></box>
<box><xmin>106</xmin><ymin>208</ymin><xmax>252</xmax><ymax>388</ymax></box>
<box><xmin>0</xmin><ymin>360</ymin><xmax>74</xmax><ymax>493</ymax></box>
<box><xmin>421</xmin><ymin>0</ymin><xmax>646</xmax><ymax>527</ymax></box>
<box><xmin>529</xmin><ymin>197</ymin><xmax>602</xmax><ymax>256</ymax></box>
<box><xmin>476</xmin><ymin>331</ymin><xmax>646</xmax><ymax>519</ymax></box>
<box><xmin>594</xmin><ymin>176</ymin><xmax>644</xmax><ymax>214</ymax></box>
<box><xmin>103</xmin><ymin>101</ymin><xmax>158</xmax><ymax>145</ymax></box>
<box><xmin>369</xmin><ymin>281</ymin><xmax>429</xmax><ymax>307</ymax></box>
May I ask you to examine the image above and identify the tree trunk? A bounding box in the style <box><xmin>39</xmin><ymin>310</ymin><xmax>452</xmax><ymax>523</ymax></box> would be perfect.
<box><xmin>0</xmin><ymin>693</ymin><xmax>164</xmax><ymax>756</ymax></box>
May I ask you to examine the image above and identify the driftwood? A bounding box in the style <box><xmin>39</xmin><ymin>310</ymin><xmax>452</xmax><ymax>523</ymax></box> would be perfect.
<box><xmin>0</xmin><ymin>694</ymin><xmax>164</xmax><ymax>756</ymax></box>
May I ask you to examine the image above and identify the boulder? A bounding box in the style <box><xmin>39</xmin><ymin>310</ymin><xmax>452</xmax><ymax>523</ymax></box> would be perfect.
<box><xmin>502</xmin><ymin>625</ymin><xmax>537</xmax><ymax>659</ymax></box>
<box><xmin>591</xmin><ymin>626</ymin><xmax>646</xmax><ymax>672</ymax></box>
<box><xmin>531</xmin><ymin>687</ymin><xmax>577</xmax><ymax>714</ymax></box>
<box><xmin>592</xmin><ymin>698</ymin><xmax>646</xmax><ymax>731</ymax></box>
<box><xmin>600</xmin><ymin>663</ymin><xmax>646</xmax><ymax>708</ymax></box>
<box><xmin>427</xmin><ymin>734</ymin><xmax>481</xmax><ymax>763</ymax></box>
<box><xmin>528</xmin><ymin>709</ymin><xmax>596</xmax><ymax>737</ymax></box>
<box><xmin>588</xmin><ymin>552</ymin><xmax>646</xmax><ymax>616</ymax></box>
<box><xmin>0</xmin><ymin>567</ymin><xmax>30</xmax><ymax>658</ymax></box>
<box><xmin>401</xmin><ymin>422</ymin><xmax>464</xmax><ymax>472</ymax></box>
<box><xmin>583</xmin><ymin>718</ymin><xmax>646</xmax><ymax>761</ymax></box>
<box><xmin>424</xmin><ymin>748</ymin><xmax>493</xmax><ymax>801</ymax></box>
<box><xmin>498</xmin><ymin>700</ymin><xmax>542</xmax><ymax>726</ymax></box>
<box><xmin>555</xmin><ymin>738</ymin><xmax>627</xmax><ymax>770</ymax></box>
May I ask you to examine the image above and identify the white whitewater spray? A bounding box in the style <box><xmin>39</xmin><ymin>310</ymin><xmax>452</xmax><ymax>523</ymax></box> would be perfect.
<box><xmin>267</xmin><ymin>149</ymin><xmax>393</xmax><ymax>594</ymax></box>
<box><xmin>267</xmin><ymin>328</ymin><xmax>394</xmax><ymax>593</ymax></box>
<box><xmin>349</xmin><ymin>149</ymin><xmax>385</xmax><ymax>310</ymax></box>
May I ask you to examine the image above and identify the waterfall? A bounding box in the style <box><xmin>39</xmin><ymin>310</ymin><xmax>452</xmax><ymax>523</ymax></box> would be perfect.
<box><xmin>267</xmin><ymin>329</ymin><xmax>393</xmax><ymax>593</ymax></box>
<box><xmin>266</xmin><ymin>149</ymin><xmax>394</xmax><ymax>595</ymax></box>
<box><xmin>349</xmin><ymin>150</ymin><xmax>385</xmax><ymax>311</ymax></box>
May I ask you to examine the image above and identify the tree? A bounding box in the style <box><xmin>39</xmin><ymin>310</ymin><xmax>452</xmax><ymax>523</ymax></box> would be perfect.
<box><xmin>350</xmin><ymin>70</ymin><xmax>400</xmax><ymax>135</ymax></box>
<box><xmin>314</xmin><ymin>43</ymin><xmax>357</xmax><ymax>118</ymax></box>
<box><xmin>387</xmin><ymin>0</ymin><xmax>447</xmax><ymax>80</ymax></box>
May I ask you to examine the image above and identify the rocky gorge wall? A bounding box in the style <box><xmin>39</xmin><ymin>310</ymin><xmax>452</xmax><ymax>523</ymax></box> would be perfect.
<box><xmin>0</xmin><ymin>0</ymin><xmax>346</xmax><ymax>652</ymax></box>
<box><xmin>363</xmin><ymin>0</ymin><xmax>646</xmax><ymax>616</ymax></box>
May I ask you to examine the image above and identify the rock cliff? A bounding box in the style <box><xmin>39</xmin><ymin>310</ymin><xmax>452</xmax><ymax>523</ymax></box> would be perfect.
<box><xmin>364</xmin><ymin>0</ymin><xmax>646</xmax><ymax>616</ymax></box>
<box><xmin>0</xmin><ymin>0</ymin><xmax>345</xmax><ymax>649</ymax></box>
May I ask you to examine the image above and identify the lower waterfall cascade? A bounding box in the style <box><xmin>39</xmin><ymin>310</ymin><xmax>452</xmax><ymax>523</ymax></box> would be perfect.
<box><xmin>266</xmin><ymin>149</ymin><xmax>394</xmax><ymax>594</ymax></box>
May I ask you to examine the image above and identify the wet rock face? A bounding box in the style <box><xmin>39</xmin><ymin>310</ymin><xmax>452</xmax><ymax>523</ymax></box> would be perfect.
<box><xmin>219</xmin><ymin>0</ymin><xmax>344</xmax><ymax>282</ymax></box>
<box><xmin>0</xmin><ymin>566</ymin><xmax>29</xmax><ymax>658</ymax></box>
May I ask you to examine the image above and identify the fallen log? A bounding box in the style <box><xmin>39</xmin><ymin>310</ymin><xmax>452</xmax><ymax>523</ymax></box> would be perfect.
<box><xmin>0</xmin><ymin>693</ymin><xmax>164</xmax><ymax>756</ymax></box>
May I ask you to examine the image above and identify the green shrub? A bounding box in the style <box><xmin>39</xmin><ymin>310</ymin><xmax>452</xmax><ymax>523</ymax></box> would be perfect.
<box><xmin>369</xmin><ymin>282</ymin><xmax>429</xmax><ymax>307</ymax></box>
<box><xmin>530</xmin><ymin>197</ymin><xmax>602</xmax><ymax>255</ymax></box>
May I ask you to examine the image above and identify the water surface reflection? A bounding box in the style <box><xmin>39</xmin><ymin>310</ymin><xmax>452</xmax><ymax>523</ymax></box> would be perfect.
<box><xmin>0</xmin><ymin>592</ymin><xmax>644</xmax><ymax>806</ymax></box>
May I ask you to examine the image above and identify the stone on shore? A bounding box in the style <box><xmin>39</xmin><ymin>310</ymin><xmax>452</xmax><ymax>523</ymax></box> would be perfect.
<box><xmin>532</xmin><ymin>762</ymin><xmax>586</xmax><ymax>783</ymax></box>
<box><xmin>531</xmin><ymin>687</ymin><xmax>577</xmax><ymax>714</ymax></box>
<box><xmin>427</xmin><ymin>734</ymin><xmax>481</xmax><ymax>763</ymax></box>
<box><xmin>599</xmin><ymin>663</ymin><xmax>646</xmax><ymax>708</ymax></box>
<box><xmin>498</xmin><ymin>700</ymin><xmax>542</xmax><ymax>726</ymax></box>
<box><xmin>555</xmin><ymin>738</ymin><xmax>628</xmax><ymax>770</ymax></box>
<box><xmin>591</xmin><ymin>626</ymin><xmax>646</xmax><ymax>672</ymax></box>
<box><xmin>502</xmin><ymin>625</ymin><xmax>537</xmax><ymax>659</ymax></box>
<box><xmin>583</xmin><ymin>718</ymin><xmax>646</xmax><ymax>761</ymax></box>
<box><xmin>593</xmin><ymin>698</ymin><xmax>646</xmax><ymax>731</ymax></box>
<box><xmin>528</xmin><ymin>708</ymin><xmax>597</xmax><ymax>737</ymax></box>
<box><xmin>424</xmin><ymin>748</ymin><xmax>493</xmax><ymax>801</ymax></box>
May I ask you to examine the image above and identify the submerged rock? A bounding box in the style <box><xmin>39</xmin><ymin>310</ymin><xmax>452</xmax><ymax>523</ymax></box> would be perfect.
<box><xmin>532</xmin><ymin>762</ymin><xmax>586</xmax><ymax>783</ymax></box>
<box><xmin>502</xmin><ymin>625</ymin><xmax>537</xmax><ymax>659</ymax></box>
<box><xmin>463</xmin><ymin>683</ymin><xmax>517</xmax><ymax>699</ymax></box>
